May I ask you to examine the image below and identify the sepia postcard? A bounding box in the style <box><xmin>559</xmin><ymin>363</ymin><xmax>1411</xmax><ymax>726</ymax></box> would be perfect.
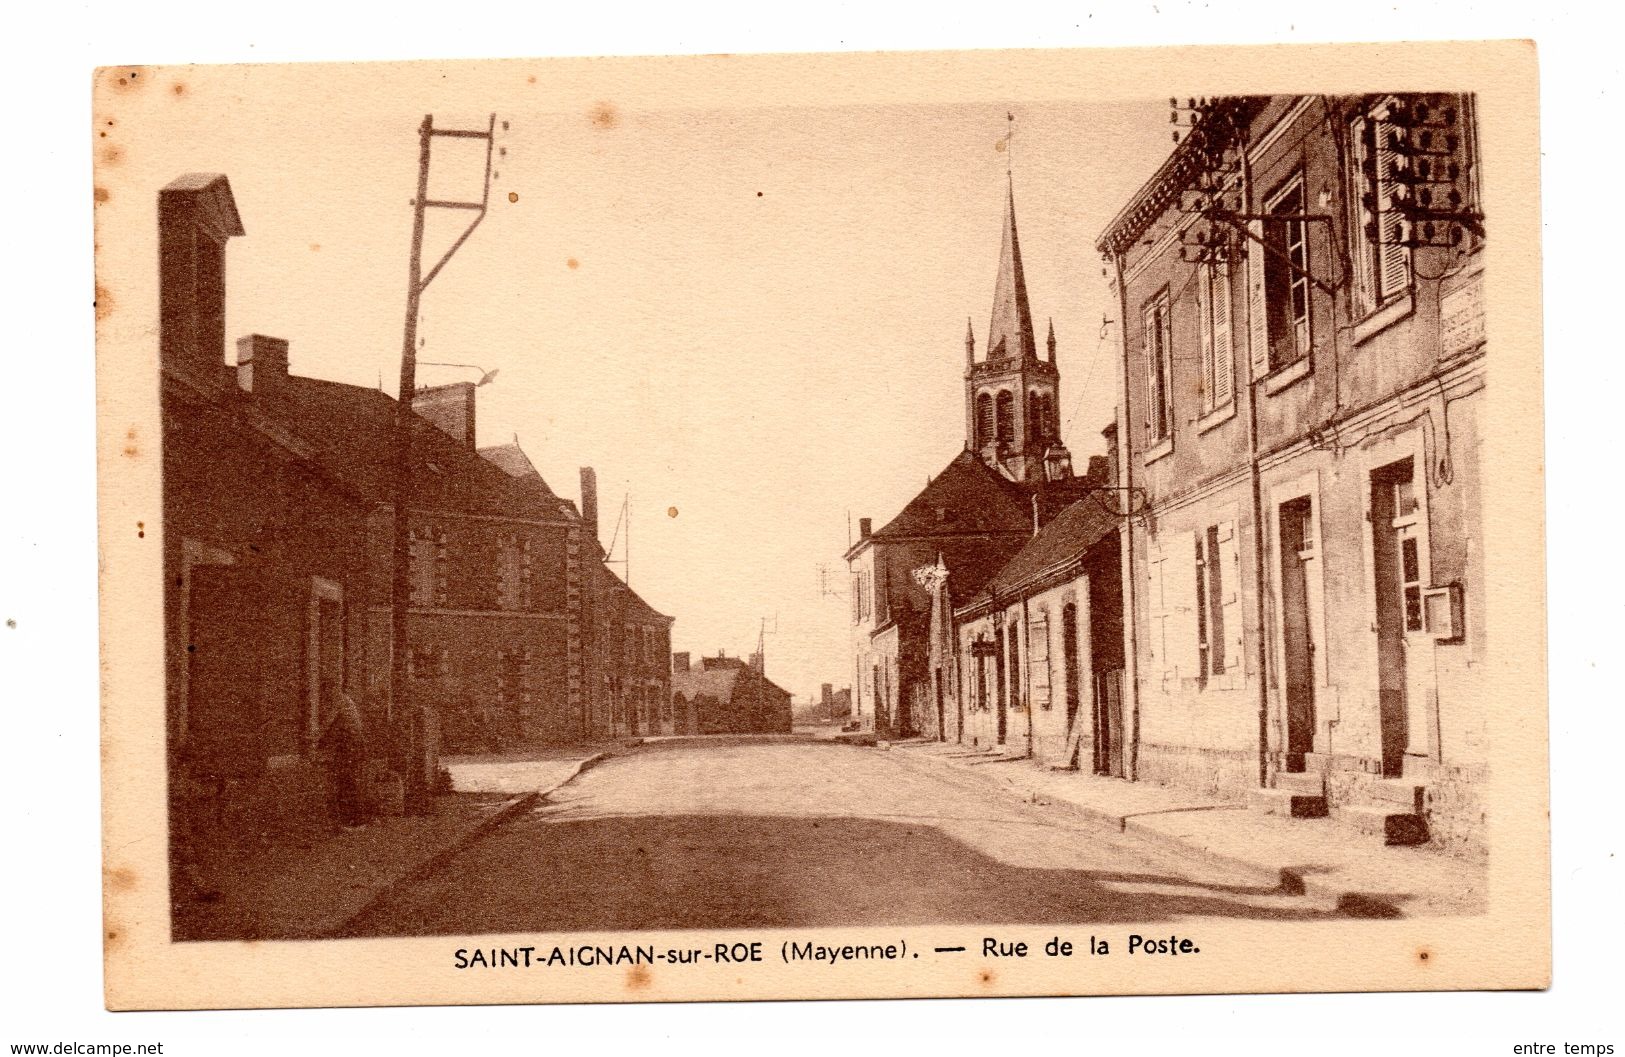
<box><xmin>95</xmin><ymin>40</ymin><xmax>1548</xmax><ymax>1010</ymax></box>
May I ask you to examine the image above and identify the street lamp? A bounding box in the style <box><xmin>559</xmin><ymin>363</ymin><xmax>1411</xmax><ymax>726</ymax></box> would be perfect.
<box><xmin>418</xmin><ymin>362</ymin><xmax>500</xmax><ymax>387</ymax></box>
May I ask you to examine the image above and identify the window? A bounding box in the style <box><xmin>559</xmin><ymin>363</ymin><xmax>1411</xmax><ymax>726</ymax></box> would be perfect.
<box><xmin>1264</xmin><ymin>175</ymin><xmax>1311</xmax><ymax>371</ymax></box>
<box><xmin>1143</xmin><ymin>290</ymin><xmax>1174</xmax><ymax>442</ymax></box>
<box><xmin>976</xmin><ymin>392</ymin><xmax>994</xmax><ymax>447</ymax></box>
<box><xmin>995</xmin><ymin>390</ymin><xmax>1015</xmax><ymax>444</ymax></box>
<box><xmin>1351</xmin><ymin>99</ymin><xmax>1413</xmax><ymax>310</ymax></box>
<box><xmin>496</xmin><ymin>535</ymin><xmax>532</xmax><ymax>611</ymax></box>
<box><xmin>408</xmin><ymin>527</ymin><xmax>446</xmax><ymax>607</ymax></box>
<box><xmin>1006</xmin><ymin>624</ymin><xmax>1022</xmax><ymax>710</ymax></box>
<box><xmin>1197</xmin><ymin>262</ymin><xmax>1234</xmax><ymax>412</ymax></box>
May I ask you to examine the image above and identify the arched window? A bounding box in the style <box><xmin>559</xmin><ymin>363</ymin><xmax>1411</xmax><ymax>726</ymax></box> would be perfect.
<box><xmin>995</xmin><ymin>390</ymin><xmax>1014</xmax><ymax>443</ymax></box>
<box><xmin>976</xmin><ymin>392</ymin><xmax>994</xmax><ymax>447</ymax></box>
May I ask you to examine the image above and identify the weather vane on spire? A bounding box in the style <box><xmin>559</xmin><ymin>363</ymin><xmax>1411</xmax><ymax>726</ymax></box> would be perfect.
<box><xmin>1006</xmin><ymin>110</ymin><xmax>1015</xmax><ymax>177</ymax></box>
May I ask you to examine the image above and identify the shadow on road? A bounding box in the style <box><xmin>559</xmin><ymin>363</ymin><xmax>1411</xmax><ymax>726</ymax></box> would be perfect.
<box><xmin>343</xmin><ymin>812</ymin><xmax>1354</xmax><ymax>938</ymax></box>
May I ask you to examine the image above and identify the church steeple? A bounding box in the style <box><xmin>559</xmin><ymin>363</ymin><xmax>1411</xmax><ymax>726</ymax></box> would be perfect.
<box><xmin>963</xmin><ymin>138</ymin><xmax>1069</xmax><ymax>484</ymax></box>
<box><xmin>986</xmin><ymin>177</ymin><xmax>1038</xmax><ymax>363</ymax></box>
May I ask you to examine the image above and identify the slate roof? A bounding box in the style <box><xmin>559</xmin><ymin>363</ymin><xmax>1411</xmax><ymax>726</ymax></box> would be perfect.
<box><xmin>973</xmin><ymin>495</ymin><xmax>1118</xmax><ymax>605</ymax></box>
<box><xmin>865</xmin><ymin>450</ymin><xmax>1033</xmax><ymax>545</ymax></box>
<box><xmin>670</xmin><ymin>661</ymin><xmax>790</xmax><ymax>705</ymax></box>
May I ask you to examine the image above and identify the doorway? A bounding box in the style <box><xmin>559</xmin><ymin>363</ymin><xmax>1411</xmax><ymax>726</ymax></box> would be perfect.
<box><xmin>993</xmin><ymin>627</ymin><xmax>1008</xmax><ymax>745</ymax></box>
<box><xmin>1372</xmin><ymin>459</ymin><xmax>1425</xmax><ymax>776</ymax></box>
<box><xmin>1278</xmin><ymin>497</ymin><xmax>1317</xmax><ymax>771</ymax></box>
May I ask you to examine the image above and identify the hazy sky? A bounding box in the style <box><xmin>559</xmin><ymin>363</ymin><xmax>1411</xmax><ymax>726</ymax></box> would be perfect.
<box><xmin>109</xmin><ymin>61</ymin><xmax>1180</xmax><ymax>700</ymax></box>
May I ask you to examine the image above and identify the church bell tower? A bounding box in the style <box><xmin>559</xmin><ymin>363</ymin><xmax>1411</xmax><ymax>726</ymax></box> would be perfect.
<box><xmin>963</xmin><ymin>170</ymin><xmax>1070</xmax><ymax>483</ymax></box>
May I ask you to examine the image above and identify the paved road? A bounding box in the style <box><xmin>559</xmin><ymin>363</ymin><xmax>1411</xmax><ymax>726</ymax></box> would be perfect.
<box><xmin>346</xmin><ymin>738</ymin><xmax>1340</xmax><ymax>936</ymax></box>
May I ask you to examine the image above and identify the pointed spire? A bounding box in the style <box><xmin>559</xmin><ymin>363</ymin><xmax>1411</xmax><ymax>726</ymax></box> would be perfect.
<box><xmin>1046</xmin><ymin>317</ymin><xmax>1056</xmax><ymax>360</ymax></box>
<box><xmin>986</xmin><ymin>175</ymin><xmax>1037</xmax><ymax>362</ymax></box>
<box><xmin>964</xmin><ymin>317</ymin><xmax>975</xmax><ymax>366</ymax></box>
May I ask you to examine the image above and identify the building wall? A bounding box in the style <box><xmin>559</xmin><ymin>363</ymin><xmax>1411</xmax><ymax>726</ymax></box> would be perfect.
<box><xmin>162</xmin><ymin>375</ymin><xmax>374</xmax><ymax>840</ymax></box>
<box><xmin>1108</xmin><ymin>94</ymin><xmax>1488</xmax><ymax>850</ymax></box>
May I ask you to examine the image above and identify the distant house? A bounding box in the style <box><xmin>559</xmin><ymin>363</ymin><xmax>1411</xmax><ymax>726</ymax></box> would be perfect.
<box><xmin>670</xmin><ymin>653</ymin><xmax>793</xmax><ymax>735</ymax></box>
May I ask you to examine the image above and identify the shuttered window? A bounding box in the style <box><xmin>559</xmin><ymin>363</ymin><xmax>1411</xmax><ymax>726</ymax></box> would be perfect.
<box><xmin>1143</xmin><ymin>291</ymin><xmax>1174</xmax><ymax>442</ymax></box>
<box><xmin>1198</xmin><ymin>262</ymin><xmax>1235</xmax><ymax>412</ymax></box>
<box><xmin>1352</xmin><ymin>99</ymin><xmax>1413</xmax><ymax>310</ymax></box>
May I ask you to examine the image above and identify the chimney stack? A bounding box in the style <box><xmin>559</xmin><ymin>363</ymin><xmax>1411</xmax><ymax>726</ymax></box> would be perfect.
<box><xmin>580</xmin><ymin>467</ymin><xmax>599</xmax><ymax>544</ymax></box>
<box><xmin>412</xmin><ymin>381</ymin><xmax>477</xmax><ymax>448</ymax></box>
<box><xmin>749</xmin><ymin>650</ymin><xmax>764</xmax><ymax>675</ymax></box>
<box><xmin>671</xmin><ymin>651</ymin><xmax>690</xmax><ymax>674</ymax></box>
<box><xmin>821</xmin><ymin>683</ymin><xmax>833</xmax><ymax>708</ymax></box>
<box><xmin>235</xmin><ymin>334</ymin><xmax>289</xmax><ymax>398</ymax></box>
<box><xmin>159</xmin><ymin>174</ymin><xmax>244</xmax><ymax>383</ymax></box>
<box><xmin>858</xmin><ymin>517</ymin><xmax>872</xmax><ymax>540</ymax></box>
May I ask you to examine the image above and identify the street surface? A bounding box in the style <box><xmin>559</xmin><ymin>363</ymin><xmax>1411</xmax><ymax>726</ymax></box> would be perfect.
<box><xmin>345</xmin><ymin>738</ymin><xmax>1341</xmax><ymax>936</ymax></box>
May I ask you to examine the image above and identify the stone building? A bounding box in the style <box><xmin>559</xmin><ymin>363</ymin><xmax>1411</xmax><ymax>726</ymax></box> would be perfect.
<box><xmin>1096</xmin><ymin>94</ymin><xmax>1487</xmax><ymax>849</ymax></box>
<box><xmin>671</xmin><ymin>653</ymin><xmax>793</xmax><ymax>735</ymax></box>
<box><xmin>846</xmin><ymin>174</ymin><xmax>1092</xmax><ymax>740</ymax></box>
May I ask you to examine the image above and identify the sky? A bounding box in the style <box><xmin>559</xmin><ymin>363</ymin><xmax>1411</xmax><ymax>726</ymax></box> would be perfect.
<box><xmin>104</xmin><ymin>61</ymin><xmax>1180</xmax><ymax>701</ymax></box>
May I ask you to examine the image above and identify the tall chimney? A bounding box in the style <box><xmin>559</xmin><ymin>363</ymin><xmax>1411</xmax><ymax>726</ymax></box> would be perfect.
<box><xmin>580</xmin><ymin>467</ymin><xmax>599</xmax><ymax>544</ymax></box>
<box><xmin>412</xmin><ymin>381</ymin><xmax>476</xmax><ymax>448</ymax></box>
<box><xmin>858</xmin><ymin>517</ymin><xmax>872</xmax><ymax>540</ymax></box>
<box><xmin>159</xmin><ymin>174</ymin><xmax>244</xmax><ymax>383</ymax></box>
<box><xmin>671</xmin><ymin>651</ymin><xmax>690</xmax><ymax>674</ymax></box>
<box><xmin>236</xmin><ymin>334</ymin><xmax>289</xmax><ymax>398</ymax></box>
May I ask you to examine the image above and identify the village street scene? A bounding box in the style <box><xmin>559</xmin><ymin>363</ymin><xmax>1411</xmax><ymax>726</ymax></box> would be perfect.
<box><xmin>158</xmin><ymin>91</ymin><xmax>1490</xmax><ymax>941</ymax></box>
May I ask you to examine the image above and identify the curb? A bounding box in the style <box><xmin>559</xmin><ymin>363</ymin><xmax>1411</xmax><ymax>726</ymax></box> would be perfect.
<box><xmin>888</xmin><ymin>748</ymin><xmax>1402</xmax><ymax>915</ymax></box>
<box><xmin>327</xmin><ymin>750</ymin><xmax>610</xmax><ymax>937</ymax></box>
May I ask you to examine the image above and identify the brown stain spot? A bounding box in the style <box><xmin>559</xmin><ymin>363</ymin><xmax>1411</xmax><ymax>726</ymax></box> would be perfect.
<box><xmin>507</xmin><ymin>191</ymin><xmax>519</xmax><ymax>204</ymax></box>
<box><xmin>625</xmin><ymin>964</ymin><xmax>652</xmax><ymax>990</ymax></box>
<box><xmin>122</xmin><ymin>426</ymin><xmax>138</xmax><ymax>458</ymax></box>
<box><xmin>105</xmin><ymin>927</ymin><xmax>121</xmax><ymax>949</ymax></box>
<box><xmin>309</xmin><ymin>243</ymin><xmax>321</xmax><ymax>253</ymax></box>
<box><xmin>589</xmin><ymin>101</ymin><xmax>620</xmax><ymax>129</ymax></box>
<box><xmin>108</xmin><ymin>67</ymin><xmax>146</xmax><ymax>92</ymax></box>
<box><xmin>1417</xmin><ymin>947</ymin><xmax>1433</xmax><ymax>965</ymax></box>
<box><xmin>95</xmin><ymin>284</ymin><xmax>114</xmax><ymax>322</ymax></box>
<box><xmin>566</xmin><ymin>258</ymin><xmax>580</xmax><ymax>270</ymax></box>
<box><xmin>137</xmin><ymin>521</ymin><xmax>145</xmax><ymax>539</ymax></box>
<box><xmin>979</xmin><ymin>969</ymin><xmax>996</xmax><ymax>985</ymax></box>
<box><xmin>667</xmin><ymin>506</ymin><xmax>678</xmax><ymax>518</ymax></box>
<box><xmin>94</xmin><ymin>186</ymin><xmax>110</xmax><ymax>204</ymax></box>
<box><xmin>101</xmin><ymin>143</ymin><xmax>125</xmax><ymax>166</ymax></box>
<box><xmin>108</xmin><ymin>867</ymin><xmax>138</xmax><ymax>892</ymax></box>
<box><xmin>171</xmin><ymin>82</ymin><xmax>186</xmax><ymax>96</ymax></box>
<box><xmin>527</xmin><ymin>75</ymin><xmax>537</xmax><ymax>84</ymax></box>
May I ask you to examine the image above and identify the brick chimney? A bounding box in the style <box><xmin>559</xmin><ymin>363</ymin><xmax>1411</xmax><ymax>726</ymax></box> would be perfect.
<box><xmin>821</xmin><ymin>683</ymin><xmax>833</xmax><ymax>709</ymax></box>
<box><xmin>235</xmin><ymin>334</ymin><xmax>289</xmax><ymax>399</ymax></box>
<box><xmin>159</xmin><ymin>174</ymin><xmax>244</xmax><ymax>383</ymax></box>
<box><xmin>412</xmin><ymin>381</ymin><xmax>476</xmax><ymax>448</ymax></box>
<box><xmin>671</xmin><ymin>651</ymin><xmax>690</xmax><ymax>675</ymax></box>
<box><xmin>580</xmin><ymin>467</ymin><xmax>599</xmax><ymax>544</ymax></box>
<box><xmin>858</xmin><ymin>517</ymin><xmax>872</xmax><ymax>540</ymax></box>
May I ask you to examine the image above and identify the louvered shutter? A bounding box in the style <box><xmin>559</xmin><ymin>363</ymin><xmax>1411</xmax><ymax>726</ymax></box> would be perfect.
<box><xmin>1212</xmin><ymin>263</ymin><xmax>1234</xmax><ymax>406</ymax></box>
<box><xmin>1196</xmin><ymin>263</ymin><xmax>1214</xmax><ymax>412</ymax></box>
<box><xmin>1142</xmin><ymin>304</ymin><xmax>1158</xmax><ymax>439</ymax></box>
<box><xmin>1374</xmin><ymin>115</ymin><xmax>1411</xmax><ymax>301</ymax></box>
<box><xmin>1247</xmin><ymin>219</ymin><xmax>1268</xmax><ymax>382</ymax></box>
<box><xmin>1218</xmin><ymin>520</ymin><xmax>1244</xmax><ymax>689</ymax></box>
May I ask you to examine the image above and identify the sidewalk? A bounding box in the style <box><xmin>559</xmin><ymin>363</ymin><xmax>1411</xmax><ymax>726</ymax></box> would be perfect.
<box><xmin>173</xmin><ymin>748</ymin><xmax>608</xmax><ymax>941</ymax></box>
<box><xmin>886</xmin><ymin>740</ymin><xmax>1487</xmax><ymax>918</ymax></box>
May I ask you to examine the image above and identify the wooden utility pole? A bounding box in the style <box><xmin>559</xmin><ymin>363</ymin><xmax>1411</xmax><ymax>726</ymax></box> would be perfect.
<box><xmin>390</xmin><ymin>112</ymin><xmax>498</xmax><ymax>814</ymax></box>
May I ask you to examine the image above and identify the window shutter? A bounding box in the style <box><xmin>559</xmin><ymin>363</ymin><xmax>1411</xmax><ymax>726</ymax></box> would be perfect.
<box><xmin>1142</xmin><ymin>305</ymin><xmax>1158</xmax><ymax>438</ymax></box>
<box><xmin>1374</xmin><ymin>116</ymin><xmax>1411</xmax><ymax>300</ymax></box>
<box><xmin>1246</xmin><ymin>220</ymin><xmax>1268</xmax><ymax>383</ymax></box>
<box><xmin>1218</xmin><ymin>521</ymin><xmax>1244</xmax><ymax>689</ymax></box>
<box><xmin>1196</xmin><ymin>263</ymin><xmax>1213</xmax><ymax>412</ymax></box>
<box><xmin>1146</xmin><ymin>540</ymin><xmax>1168</xmax><ymax>681</ymax></box>
<box><xmin>1213</xmin><ymin>263</ymin><xmax>1234</xmax><ymax>406</ymax></box>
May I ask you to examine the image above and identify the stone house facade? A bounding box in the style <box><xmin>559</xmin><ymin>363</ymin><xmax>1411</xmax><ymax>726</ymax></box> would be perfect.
<box><xmin>1097</xmin><ymin>94</ymin><xmax>1488</xmax><ymax>850</ymax></box>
